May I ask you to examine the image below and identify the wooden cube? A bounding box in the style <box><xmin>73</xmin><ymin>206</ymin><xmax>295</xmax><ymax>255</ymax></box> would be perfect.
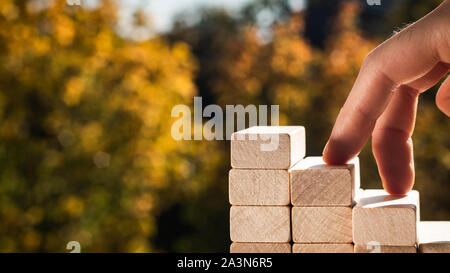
<box><xmin>354</xmin><ymin>244</ymin><xmax>416</xmax><ymax>253</ymax></box>
<box><xmin>292</xmin><ymin>243</ymin><xmax>354</xmax><ymax>253</ymax></box>
<box><xmin>231</xmin><ymin>126</ymin><xmax>305</xmax><ymax>169</ymax></box>
<box><xmin>418</xmin><ymin>221</ymin><xmax>450</xmax><ymax>253</ymax></box>
<box><xmin>290</xmin><ymin>157</ymin><xmax>360</xmax><ymax>206</ymax></box>
<box><xmin>230</xmin><ymin>206</ymin><xmax>290</xmax><ymax>243</ymax></box>
<box><xmin>229</xmin><ymin>169</ymin><xmax>289</xmax><ymax>205</ymax></box>
<box><xmin>353</xmin><ymin>189</ymin><xmax>419</xmax><ymax>246</ymax></box>
<box><xmin>230</xmin><ymin>243</ymin><xmax>291</xmax><ymax>253</ymax></box>
<box><xmin>292</xmin><ymin>207</ymin><xmax>352</xmax><ymax>243</ymax></box>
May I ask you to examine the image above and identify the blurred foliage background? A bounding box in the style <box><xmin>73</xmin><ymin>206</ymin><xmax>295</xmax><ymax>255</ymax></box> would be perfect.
<box><xmin>0</xmin><ymin>0</ymin><xmax>448</xmax><ymax>252</ymax></box>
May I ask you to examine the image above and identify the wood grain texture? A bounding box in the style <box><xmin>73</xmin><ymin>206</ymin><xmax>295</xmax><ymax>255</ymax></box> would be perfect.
<box><xmin>353</xmin><ymin>189</ymin><xmax>419</xmax><ymax>246</ymax></box>
<box><xmin>292</xmin><ymin>244</ymin><xmax>354</xmax><ymax>253</ymax></box>
<box><xmin>230</xmin><ymin>243</ymin><xmax>291</xmax><ymax>253</ymax></box>
<box><xmin>292</xmin><ymin>207</ymin><xmax>352</xmax><ymax>243</ymax></box>
<box><xmin>418</xmin><ymin>221</ymin><xmax>450</xmax><ymax>253</ymax></box>
<box><xmin>231</xmin><ymin>126</ymin><xmax>305</xmax><ymax>169</ymax></box>
<box><xmin>354</xmin><ymin>244</ymin><xmax>416</xmax><ymax>253</ymax></box>
<box><xmin>229</xmin><ymin>169</ymin><xmax>289</xmax><ymax>205</ymax></box>
<box><xmin>230</xmin><ymin>206</ymin><xmax>291</xmax><ymax>243</ymax></box>
<box><xmin>290</xmin><ymin>157</ymin><xmax>360</xmax><ymax>207</ymax></box>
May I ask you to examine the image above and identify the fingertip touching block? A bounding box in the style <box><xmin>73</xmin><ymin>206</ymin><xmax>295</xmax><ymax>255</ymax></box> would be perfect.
<box><xmin>231</xmin><ymin>126</ymin><xmax>305</xmax><ymax>169</ymax></box>
<box><xmin>353</xmin><ymin>189</ymin><xmax>419</xmax><ymax>246</ymax></box>
<box><xmin>230</xmin><ymin>206</ymin><xmax>291</xmax><ymax>243</ymax></box>
<box><xmin>290</xmin><ymin>156</ymin><xmax>360</xmax><ymax>206</ymax></box>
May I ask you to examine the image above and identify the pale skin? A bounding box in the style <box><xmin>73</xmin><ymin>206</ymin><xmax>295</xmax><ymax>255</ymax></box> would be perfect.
<box><xmin>323</xmin><ymin>0</ymin><xmax>450</xmax><ymax>195</ymax></box>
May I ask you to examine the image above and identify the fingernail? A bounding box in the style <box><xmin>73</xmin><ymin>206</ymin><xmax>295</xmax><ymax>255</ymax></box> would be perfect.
<box><xmin>322</xmin><ymin>140</ymin><xmax>330</xmax><ymax>156</ymax></box>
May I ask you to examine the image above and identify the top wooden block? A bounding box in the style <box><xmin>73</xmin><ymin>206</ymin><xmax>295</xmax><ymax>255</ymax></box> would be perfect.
<box><xmin>353</xmin><ymin>189</ymin><xmax>419</xmax><ymax>246</ymax></box>
<box><xmin>290</xmin><ymin>156</ymin><xmax>360</xmax><ymax>206</ymax></box>
<box><xmin>231</xmin><ymin>126</ymin><xmax>305</xmax><ymax>169</ymax></box>
<box><xmin>418</xmin><ymin>221</ymin><xmax>450</xmax><ymax>253</ymax></box>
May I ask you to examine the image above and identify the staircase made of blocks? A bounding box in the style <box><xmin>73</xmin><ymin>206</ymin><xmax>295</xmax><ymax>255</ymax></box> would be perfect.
<box><xmin>228</xmin><ymin>126</ymin><xmax>450</xmax><ymax>253</ymax></box>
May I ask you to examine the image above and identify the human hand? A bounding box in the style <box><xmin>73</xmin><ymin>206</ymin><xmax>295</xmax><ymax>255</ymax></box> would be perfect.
<box><xmin>323</xmin><ymin>0</ymin><xmax>450</xmax><ymax>195</ymax></box>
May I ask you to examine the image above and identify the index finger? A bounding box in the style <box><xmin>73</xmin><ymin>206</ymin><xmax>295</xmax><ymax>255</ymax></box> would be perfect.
<box><xmin>323</xmin><ymin>0</ymin><xmax>450</xmax><ymax>165</ymax></box>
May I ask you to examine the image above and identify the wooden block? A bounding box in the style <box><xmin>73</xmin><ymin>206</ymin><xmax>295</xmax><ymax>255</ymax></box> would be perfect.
<box><xmin>290</xmin><ymin>156</ymin><xmax>360</xmax><ymax>206</ymax></box>
<box><xmin>353</xmin><ymin>189</ymin><xmax>419</xmax><ymax>246</ymax></box>
<box><xmin>292</xmin><ymin>207</ymin><xmax>352</xmax><ymax>243</ymax></box>
<box><xmin>230</xmin><ymin>243</ymin><xmax>291</xmax><ymax>253</ymax></box>
<box><xmin>230</xmin><ymin>206</ymin><xmax>291</xmax><ymax>243</ymax></box>
<box><xmin>418</xmin><ymin>221</ymin><xmax>450</xmax><ymax>253</ymax></box>
<box><xmin>229</xmin><ymin>169</ymin><xmax>289</xmax><ymax>205</ymax></box>
<box><xmin>231</xmin><ymin>126</ymin><xmax>305</xmax><ymax>169</ymax></box>
<box><xmin>354</xmin><ymin>244</ymin><xmax>416</xmax><ymax>253</ymax></box>
<box><xmin>293</xmin><ymin>244</ymin><xmax>354</xmax><ymax>253</ymax></box>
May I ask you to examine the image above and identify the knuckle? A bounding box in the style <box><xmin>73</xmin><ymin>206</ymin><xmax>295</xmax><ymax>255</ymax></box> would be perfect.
<box><xmin>361</xmin><ymin>49</ymin><xmax>378</xmax><ymax>69</ymax></box>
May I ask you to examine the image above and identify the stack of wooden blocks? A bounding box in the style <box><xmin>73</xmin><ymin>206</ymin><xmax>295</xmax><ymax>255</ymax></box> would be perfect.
<box><xmin>229</xmin><ymin>126</ymin><xmax>450</xmax><ymax>253</ymax></box>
